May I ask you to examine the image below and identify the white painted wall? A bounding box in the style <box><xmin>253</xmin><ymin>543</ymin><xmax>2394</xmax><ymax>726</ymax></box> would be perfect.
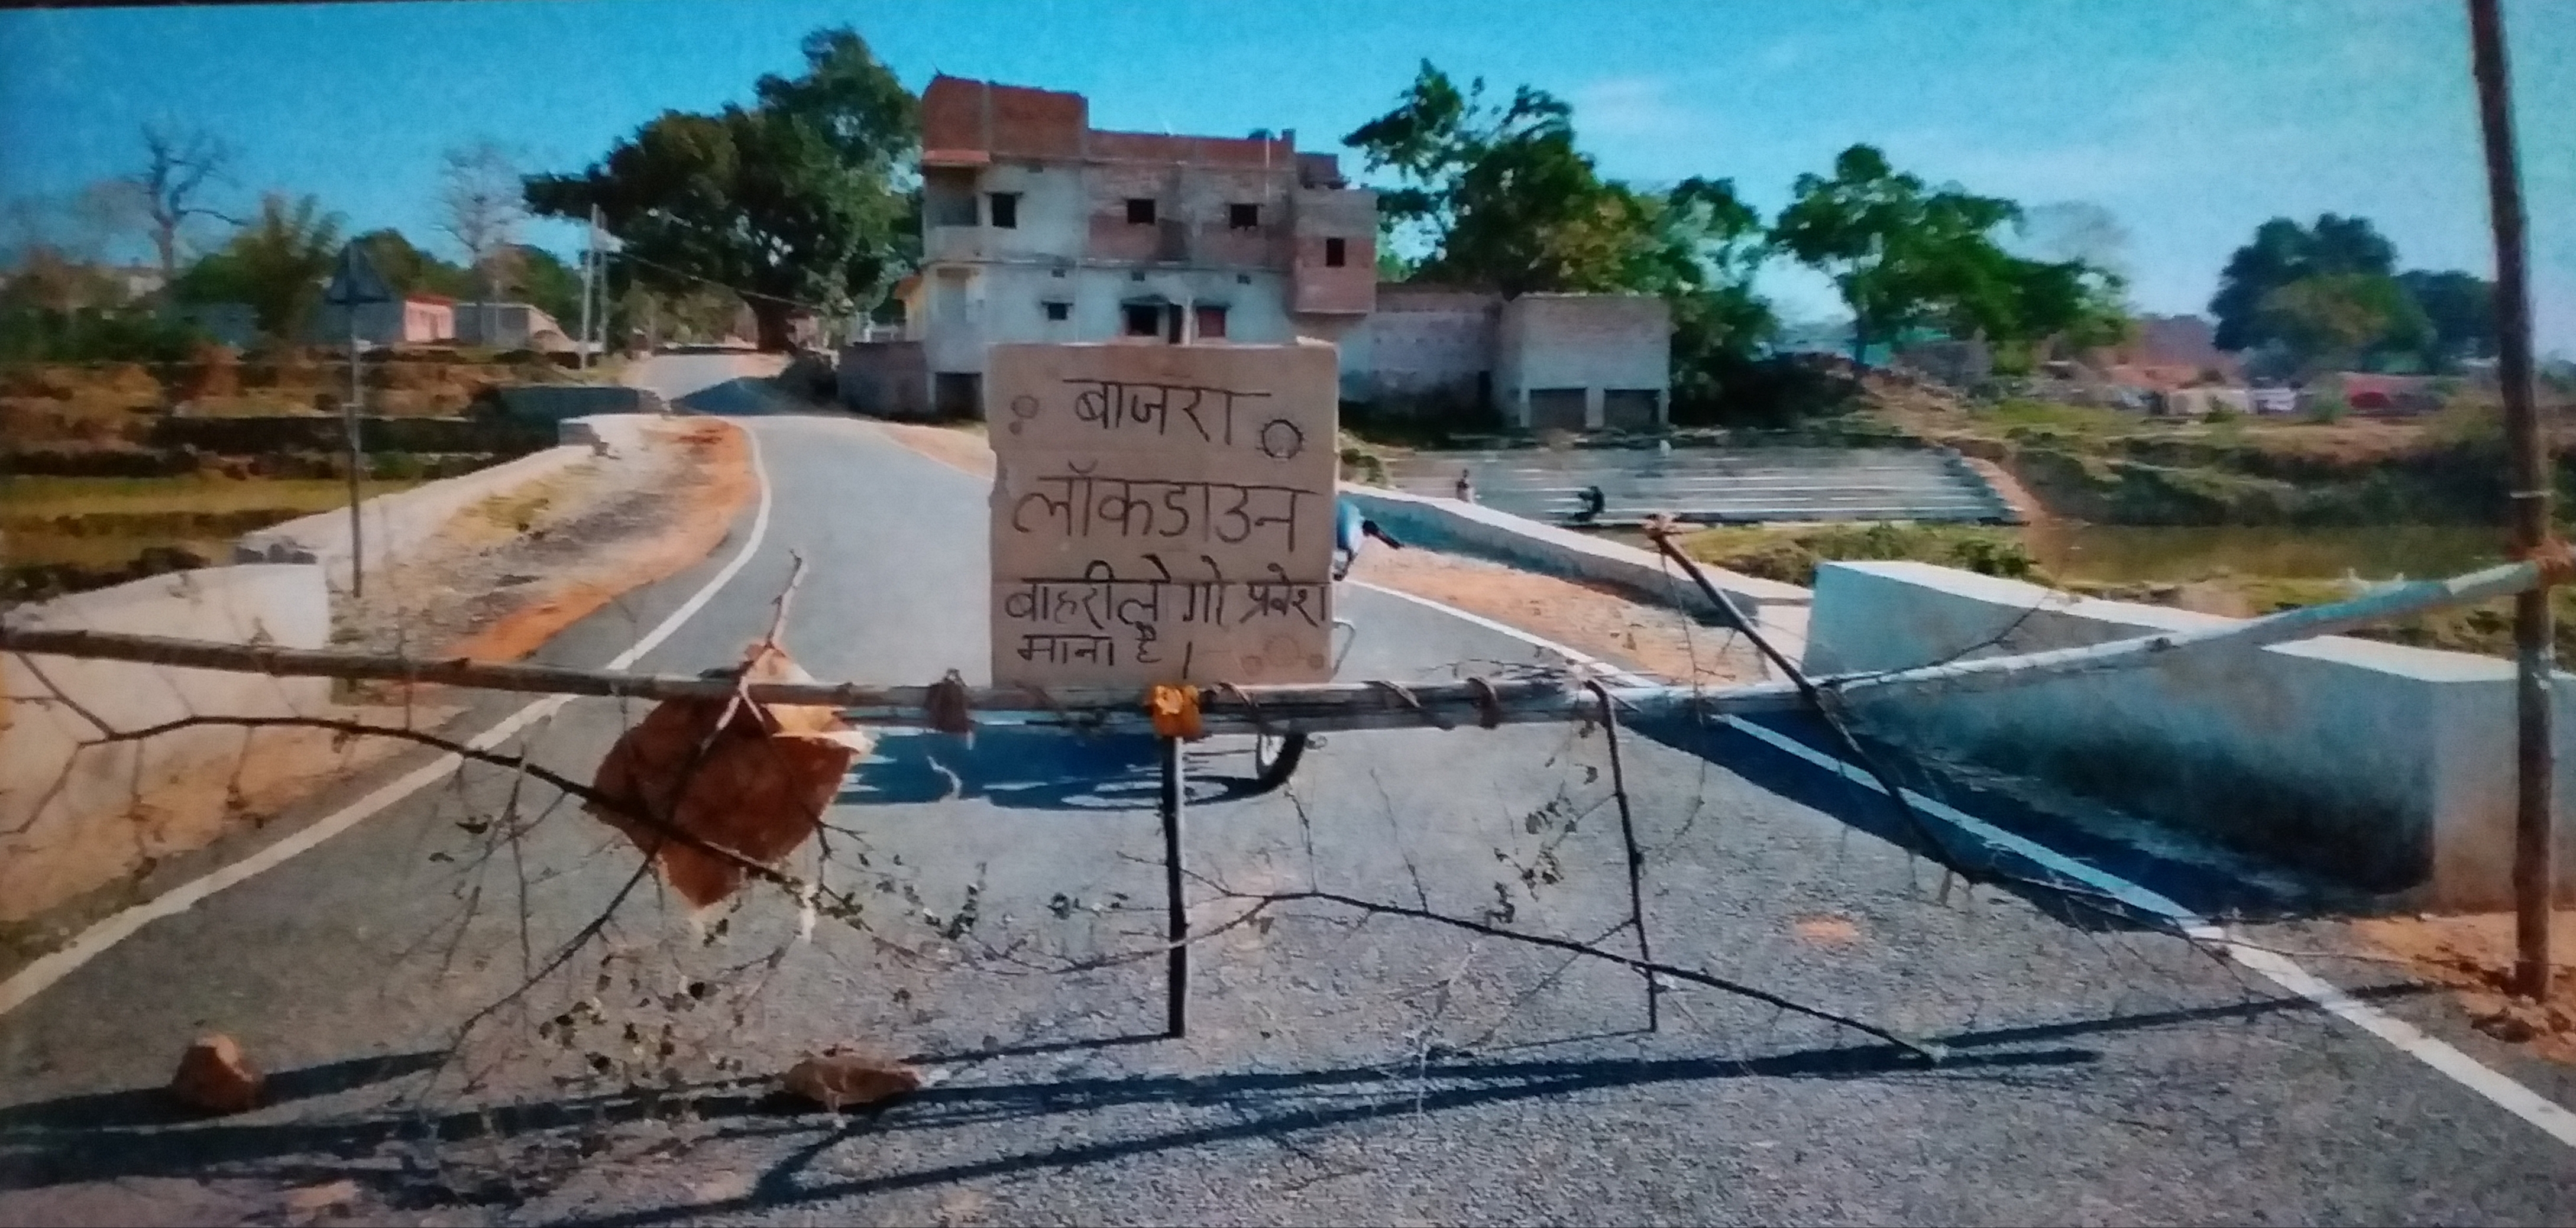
<box><xmin>1802</xmin><ymin>560</ymin><xmax>2576</xmax><ymax>908</ymax></box>
<box><xmin>924</xmin><ymin>263</ymin><xmax>1299</xmax><ymax>378</ymax></box>
<box><xmin>1</xmin><ymin>564</ymin><xmax>332</xmax><ymax>919</ymax></box>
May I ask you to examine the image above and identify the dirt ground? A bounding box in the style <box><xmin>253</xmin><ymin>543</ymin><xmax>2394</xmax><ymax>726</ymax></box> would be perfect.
<box><xmin>875</xmin><ymin>420</ymin><xmax>1759</xmax><ymax>686</ymax></box>
<box><xmin>1344</xmin><ymin>548</ymin><xmax>1760</xmax><ymax>686</ymax></box>
<box><xmin>334</xmin><ymin>419</ymin><xmax>754</xmax><ymax>663</ymax></box>
<box><xmin>2352</xmin><ymin>910</ymin><xmax>2576</xmax><ymax>1064</ymax></box>
<box><xmin>0</xmin><ymin>422</ymin><xmax>756</xmax><ymax>968</ymax></box>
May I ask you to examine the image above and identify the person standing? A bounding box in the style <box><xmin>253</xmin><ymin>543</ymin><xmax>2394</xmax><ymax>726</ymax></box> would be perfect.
<box><xmin>1454</xmin><ymin>468</ymin><xmax>1477</xmax><ymax>504</ymax></box>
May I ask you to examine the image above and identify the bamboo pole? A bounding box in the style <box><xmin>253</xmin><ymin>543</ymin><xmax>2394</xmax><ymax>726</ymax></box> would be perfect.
<box><xmin>2</xmin><ymin>557</ymin><xmax>2541</xmax><ymax>737</ymax></box>
<box><xmin>2468</xmin><ymin>0</ymin><xmax>2555</xmax><ymax>1001</ymax></box>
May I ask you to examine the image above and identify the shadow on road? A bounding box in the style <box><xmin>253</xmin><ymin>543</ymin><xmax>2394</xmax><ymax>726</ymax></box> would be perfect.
<box><xmin>0</xmin><ymin>1049</ymin><xmax>445</xmax><ymax>1134</ymax></box>
<box><xmin>672</xmin><ymin>377</ymin><xmax>804</xmax><ymax>416</ymax></box>
<box><xmin>0</xmin><ymin>987</ymin><xmax>2431</xmax><ymax>1213</ymax></box>
<box><xmin>1633</xmin><ymin>712</ymin><xmax>2321</xmax><ymax>931</ymax></box>
<box><xmin>837</xmin><ymin>729</ymin><xmax>1272</xmax><ymax>812</ymax></box>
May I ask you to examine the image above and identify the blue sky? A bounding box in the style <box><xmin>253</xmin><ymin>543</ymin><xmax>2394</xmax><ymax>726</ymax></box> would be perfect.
<box><xmin>4</xmin><ymin>0</ymin><xmax>2570</xmax><ymax>354</ymax></box>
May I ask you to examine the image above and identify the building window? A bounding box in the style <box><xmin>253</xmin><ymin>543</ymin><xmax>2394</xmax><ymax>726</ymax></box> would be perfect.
<box><xmin>1193</xmin><ymin>305</ymin><xmax>1228</xmax><ymax>340</ymax></box>
<box><xmin>1126</xmin><ymin>197</ymin><xmax>1157</xmax><ymax>225</ymax></box>
<box><xmin>1122</xmin><ymin>303</ymin><xmax>1163</xmax><ymax>337</ymax></box>
<box><xmin>1043</xmin><ymin>301</ymin><xmax>1070</xmax><ymax>322</ymax></box>
<box><xmin>1324</xmin><ymin>237</ymin><xmax>1347</xmax><ymax>267</ymax></box>
<box><xmin>1228</xmin><ymin>203</ymin><xmax>1260</xmax><ymax>229</ymax></box>
<box><xmin>987</xmin><ymin>192</ymin><xmax>1020</xmax><ymax>229</ymax></box>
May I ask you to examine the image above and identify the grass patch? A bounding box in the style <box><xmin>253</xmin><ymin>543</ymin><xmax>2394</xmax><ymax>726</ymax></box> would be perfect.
<box><xmin>0</xmin><ymin>475</ymin><xmax>422</xmax><ymax>517</ymax></box>
<box><xmin>1970</xmin><ymin>398</ymin><xmax>2140</xmax><ymax>442</ymax></box>
<box><xmin>1676</xmin><ymin>521</ymin><xmax>2043</xmax><ymax>587</ymax></box>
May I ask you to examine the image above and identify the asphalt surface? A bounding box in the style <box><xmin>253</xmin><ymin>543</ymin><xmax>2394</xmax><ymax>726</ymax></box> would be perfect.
<box><xmin>1</xmin><ymin>354</ymin><xmax>2570</xmax><ymax>1226</ymax></box>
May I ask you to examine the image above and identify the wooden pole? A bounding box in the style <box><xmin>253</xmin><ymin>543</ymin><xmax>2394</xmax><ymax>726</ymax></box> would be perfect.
<box><xmin>1160</xmin><ymin>735</ymin><xmax>1189</xmax><ymax>1038</ymax></box>
<box><xmin>1</xmin><ymin>558</ymin><xmax>2546</xmax><ymax>734</ymax></box>
<box><xmin>344</xmin><ymin>315</ymin><xmax>366</xmax><ymax>600</ymax></box>
<box><xmin>2468</xmin><ymin>0</ymin><xmax>2555</xmax><ymax>1001</ymax></box>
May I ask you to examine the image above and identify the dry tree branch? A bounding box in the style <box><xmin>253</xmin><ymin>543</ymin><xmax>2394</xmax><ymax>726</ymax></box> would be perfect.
<box><xmin>1587</xmin><ymin>679</ymin><xmax>1658</xmax><ymax>1031</ymax></box>
<box><xmin>1216</xmin><ymin>890</ymin><xmax>1941</xmax><ymax>1059</ymax></box>
<box><xmin>72</xmin><ymin>713</ymin><xmax>842</xmax><ymax>908</ymax></box>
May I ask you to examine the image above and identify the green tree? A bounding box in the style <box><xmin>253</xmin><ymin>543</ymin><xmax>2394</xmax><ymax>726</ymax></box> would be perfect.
<box><xmin>349</xmin><ymin>228</ymin><xmax>474</xmax><ymax>298</ymax></box>
<box><xmin>1344</xmin><ymin>63</ymin><xmax>1779</xmax><ymax>414</ymax></box>
<box><xmin>1345</xmin><ymin>63</ymin><xmax>1645</xmax><ymax>296</ymax></box>
<box><xmin>2257</xmin><ymin>272</ymin><xmax>2433</xmax><ymax>375</ymax></box>
<box><xmin>2208</xmin><ymin>213</ymin><xmax>2398</xmax><ymax>351</ymax></box>
<box><xmin>524</xmin><ymin>28</ymin><xmax>916</xmax><ymax>350</ymax></box>
<box><xmin>170</xmin><ymin>192</ymin><xmax>344</xmax><ymax>342</ymax></box>
<box><xmin>2394</xmin><ymin>269</ymin><xmax>2497</xmax><ymax>371</ymax></box>
<box><xmin>1772</xmin><ymin>145</ymin><xmax>2047</xmax><ymax>364</ymax></box>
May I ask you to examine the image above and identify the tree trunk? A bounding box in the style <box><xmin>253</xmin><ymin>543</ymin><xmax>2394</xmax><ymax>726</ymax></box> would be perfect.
<box><xmin>750</xmin><ymin>300</ymin><xmax>795</xmax><ymax>352</ymax></box>
<box><xmin>154</xmin><ymin>230</ymin><xmax>179</xmax><ymax>307</ymax></box>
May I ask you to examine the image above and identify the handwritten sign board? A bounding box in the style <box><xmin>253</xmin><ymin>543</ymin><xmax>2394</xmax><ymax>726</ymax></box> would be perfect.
<box><xmin>989</xmin><ymin>341</ymin><xmax>1339</xmax><ymax>688</ymax></box>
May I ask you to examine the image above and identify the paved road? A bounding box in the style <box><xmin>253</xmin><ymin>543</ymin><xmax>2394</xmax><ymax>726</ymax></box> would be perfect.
<box><xmin>2</xmin><ymin>354</ymin><xmax>2570</xmax><ymax>1225</ymax></box>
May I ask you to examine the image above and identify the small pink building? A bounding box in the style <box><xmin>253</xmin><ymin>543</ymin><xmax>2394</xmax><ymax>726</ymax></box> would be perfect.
<box><xmin>312</xmin><ymin>294</ymin><xmax>455</xmax><ymax>346</ymax></box>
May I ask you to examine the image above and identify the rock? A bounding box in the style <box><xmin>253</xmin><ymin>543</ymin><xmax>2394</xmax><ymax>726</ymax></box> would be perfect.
<box><xmin>781</xmin><ymin>1048</ymin><xmax>923</xmax><ymax>1112</ymax></box>
<box><xmin>283</xmin><ymin>1178</ymin><xmax>361</xmax><ymax>1223</ymax></box>
<box><xmin>169</xmin><ymin>1033</ymin><xmax>263</xmax><ymax>1114</ymax></box>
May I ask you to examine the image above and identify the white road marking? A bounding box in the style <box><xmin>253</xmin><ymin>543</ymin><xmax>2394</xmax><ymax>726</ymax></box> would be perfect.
<box><xmin>0</xmin><ymin>425</ymin><xmax>776</xmax><ymax>1019</ymax></box>
<box><xmin>1350</xmin><ymin>578</ymin><xmax>2576</xmax><ymax>1148</ymax></box>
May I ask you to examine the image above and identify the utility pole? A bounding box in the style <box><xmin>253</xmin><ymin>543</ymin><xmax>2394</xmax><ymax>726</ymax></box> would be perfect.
<box><xmin>2468</xmin><ymin>0</ymin><xmax>2554</xmax><ymax>1001</ymax></box>
<box><xmin>345</xmin><ymin>310</ymin><xmax>365</xmax><ymax>599</ymax></box>
<box><xmin>578</xmin><ymin>204</ymin><xmax>598</xmax><ymax>372</ymax></box>
<box><xmin>322</xmin><ymin>242</ymin><xmax>391</xmax><ymax>600</ymax></box>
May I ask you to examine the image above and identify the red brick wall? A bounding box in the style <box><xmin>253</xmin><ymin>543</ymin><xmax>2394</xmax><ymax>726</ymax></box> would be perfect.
<box><xmin>921</xmin><ymin>77</ymin><xmax>985</xmax><ymax>154</ymax></box>
<box><xmin>921</xmin><ymin>76</ymin><xmax>1086</xmax><ymax>159</ymax></box>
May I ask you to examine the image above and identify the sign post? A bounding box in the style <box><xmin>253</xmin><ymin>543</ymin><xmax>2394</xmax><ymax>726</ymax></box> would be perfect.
<box><xmin>986</xmin><ymin>340</ymin><xmax>1340</xmax><ymax>1035</ymax></box>
<box><xmin>322</xmin><ymin>242</ymin><xmax>395</xmax><ymax>598</ymax></box>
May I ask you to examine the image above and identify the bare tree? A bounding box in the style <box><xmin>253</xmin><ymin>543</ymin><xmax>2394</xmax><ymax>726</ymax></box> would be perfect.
<box><xmin>439</xmin><ymin>140</ymin><xmax>528</xmax><ymax>345</ymax></box>
<box><xmin>128</xmin><ymin>123</ymin><xmax>241</xmax><ymax>296</ymax></box>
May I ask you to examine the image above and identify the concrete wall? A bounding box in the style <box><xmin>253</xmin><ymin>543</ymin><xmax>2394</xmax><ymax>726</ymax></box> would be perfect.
<box><xmin>1494</xmin><ymin>294</ymin><xmax>1671</xmax><ymax>429</ymax></box>
<box><xmin>840</xmin><ymin>339</ymin><xmax>931</xmax><ymax>418</ymax></box>
<box><xmin>1</xmin><ymin>563</ymin><xmax>332</xmax><ymax>916</ymax></box>
<box><xmin>453</xmin><ymin>303</ymin><xmax>568</xmax><ymax>349</ymax></box>
<box><xmin>150</xmin><ymin>414</ymin><xmax>555</xmax><ymax>456</ymax></box>
<box><xmin>492</xmin><ymin>384</ymin><xmax>668</xmax><ymax>422</ymax></box>
<box><xmin>1344</xmin><ymin>286</ymin><xmax>1499</xmax><ymax>406</ymax></box>
<box><xmin>1802</xmin><ymin>560</ymin><xmax>2576</xmax><ymax>908</ymax></box>
<box><xmin>1338</xmin><ymin>484</ymin><xmax>1811</xmax><ymax>664</ymax></box>
<box><xmin>234</xmin><ymin>441</ymin><xmax>590</xmax><ymax>591</ymax></box>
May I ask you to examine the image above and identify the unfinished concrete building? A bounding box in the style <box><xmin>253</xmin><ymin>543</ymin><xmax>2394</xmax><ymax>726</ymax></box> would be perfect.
<box><xmin>1342</xmin><ymin>289</ymin><xmax>1672</xmax><ymax>429</ymax></box>
<box><xmin>863</xmin><ymin>75</ymin><xmax>1378</xmax><ymax>417</ymax></box>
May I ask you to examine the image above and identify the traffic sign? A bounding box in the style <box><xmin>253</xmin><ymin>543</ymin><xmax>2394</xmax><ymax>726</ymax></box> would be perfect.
<box><xmin>322</xmin><ymin>242</ymin><xmax>395</xmax><ymax>306</ymax></box>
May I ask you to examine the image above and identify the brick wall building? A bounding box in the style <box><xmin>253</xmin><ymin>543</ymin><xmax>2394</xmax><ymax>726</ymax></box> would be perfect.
<box><xmin>878</xmin><ymin>74</ymin><xmax>1378</xmax><ymax>417</ymax></box>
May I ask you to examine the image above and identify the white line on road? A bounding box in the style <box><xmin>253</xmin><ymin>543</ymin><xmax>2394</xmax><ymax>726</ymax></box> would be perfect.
<box><xmin>0</xmin><ymin>425</ymin><xmax>778</xmax><ymax>1020</ymax></box>
<box><xmin>1348</xmin><ymin>578</ymin><xmax>2576</xmax><ymax>1149</ymax></box>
